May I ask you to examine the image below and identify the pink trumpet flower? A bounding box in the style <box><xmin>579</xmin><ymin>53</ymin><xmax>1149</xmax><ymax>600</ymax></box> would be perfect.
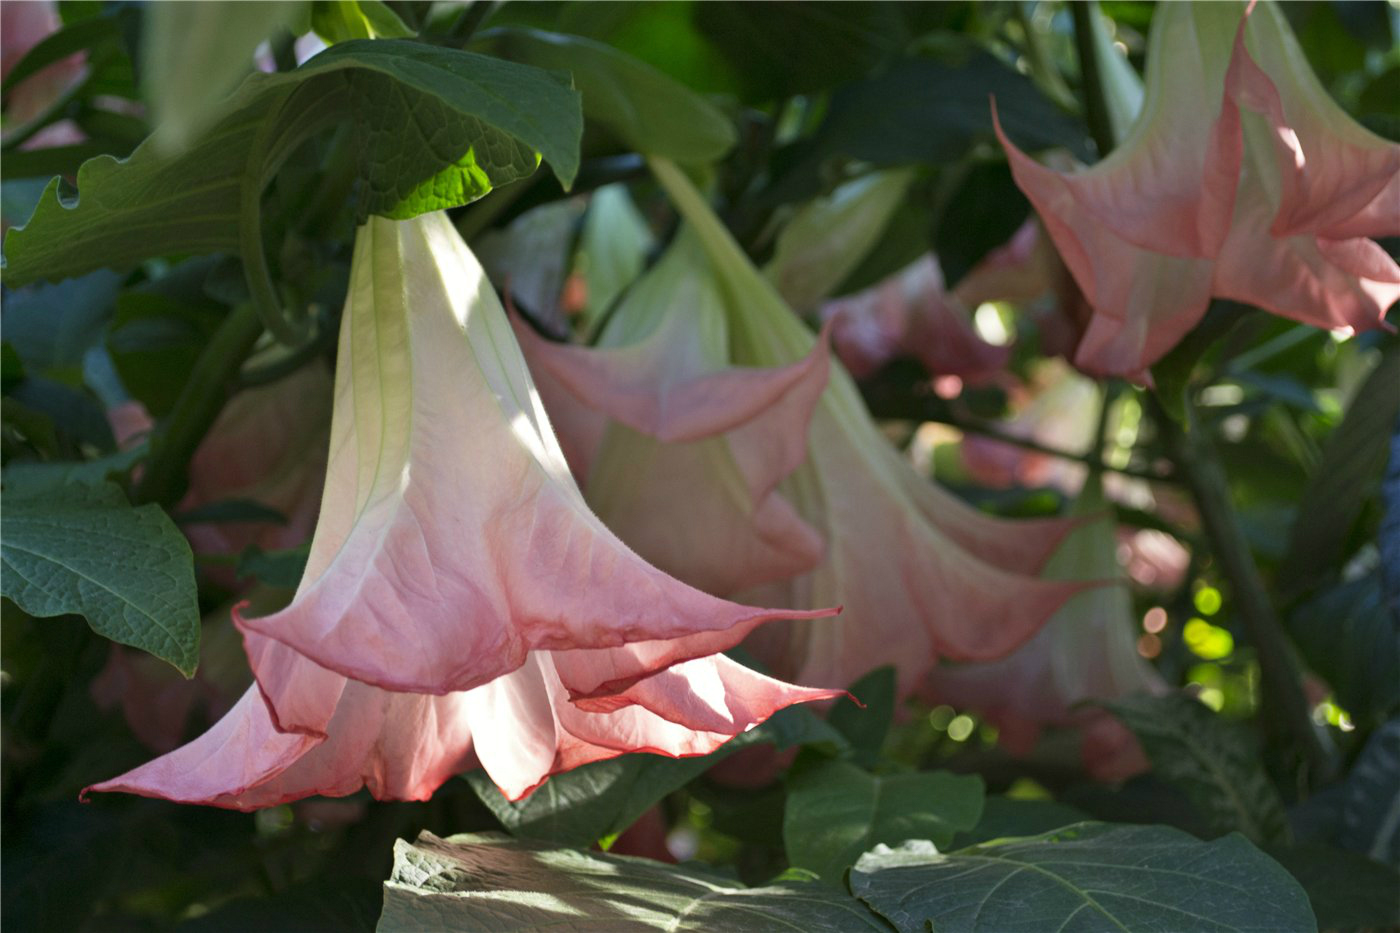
<box><xmin>996</xmin><ymin>0</ymin><xmax>1400</xmax><ymax>379</ymax></box>
<box><xmin>514</xmin><ymin>227</ymin><xmax>830</xmax><ymax>596</ymax></box>
<box><xmin>651</xmin><ymin>159</ymin><xmax>1094</xmax><ymax>697</ymax></box>
<box><xmin>821</xmin><ymin>254</ymin><xmax>1010</xmax><ymax>382</ymax></box>
<box><xmin>85</xmin><ymin>211</ymin><xmax>840</xmax><ymax>807</ymax></box>
<box><xmin>925</xmin><ymin>474</ymin><xmax>1167</xmax><ymax>781</ymax></box>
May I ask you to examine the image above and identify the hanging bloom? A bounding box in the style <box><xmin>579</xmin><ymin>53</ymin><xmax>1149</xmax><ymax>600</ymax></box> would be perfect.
<box><xmin>821</xmin><ymin>254</ymin><xmax>1010</xmax><ymax>382</ymax></box>
<box><xmin>651</xmin><ymin>159</ymin><xmax>1093</xmax><ymax>697</ymax></box>
<box><xmin>1</xmin><ymin>0</ymin><xmax>86</xmax><ymax>150</ymax></box>
<box><xmin>925</xmin><ymin>475</ymin><xmax>1167</xmax><ymax>781</ymax></box>
<box><xmin>515</xmin><ymin>227</ymin><xmax>830</xmax><ymax>596</ymax></box>
<box><xmin>996</xmin><ymin>0</ymin><xmax>1400</xmax><ymax>378</ymax></box>
<box><xmin>85</xmin><ymin>211</ymin><xmax>840</xmax><ymax>807</ymax></box>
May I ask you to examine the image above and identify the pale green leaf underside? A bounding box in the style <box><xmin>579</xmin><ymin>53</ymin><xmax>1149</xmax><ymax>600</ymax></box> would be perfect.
<box><xmin>0</xmin><ymin>482</ymin><xmax>200</xmax><ymax>675</ymax></box>
<box><xmin>378</xmin><ymin>831</ymin><xmax>888</xmax><ymax>932</ymax></box>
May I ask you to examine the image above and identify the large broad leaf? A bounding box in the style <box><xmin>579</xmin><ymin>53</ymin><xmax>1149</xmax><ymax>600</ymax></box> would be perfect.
<box><xmin>1102</xmin><ymin>693</ymin><xmax>1290</xmax><ymax>844</ymax></box>
<box><xmin>0</xmin><ymin>481</ymin><xmax>199</xmax><ymax>675</ymax></box>
<box><xmin>473</xmin><ymin>27</ymin><xmax>735</xmax><ymax>162</ymax></box>
<box><xmin>1279</xmin><ymin>342</ymin><xmax>1400</xmax><ymax>597</ymax></box>
<box><xmin>783</xmin><ymin>761</ymin><xmax>984</xmax><ymax>884</ymax></box>
<box><xmin>378</xmin><ymin>831</ymin><xmax>888</xmax><ymax>932</ymax></box>
<box><xmin>849</xmin><ymin>823</ymin><xmax>1317</xmax><ymax>933</ymax></box>
<box><xmin>3</xmin><ymin>40</ymin><xmax>581</xmax><ymax>286</ymax></box>
<box><xmin>468</xmin><ymin>704</ymin><xmax>845</xmax><ymax>847</ymax></box>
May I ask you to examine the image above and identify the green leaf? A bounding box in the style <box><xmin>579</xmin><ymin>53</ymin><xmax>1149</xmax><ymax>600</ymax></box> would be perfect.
<box><xmin>811</xmin><ymin>47</ymin><xmax>1089</xmax><ymax>168</ymax></box>
<box><xmin>931</xmin><ymin>160</ymin><xmax>1030</xmax><ymax>286</ymax></box>
<box><xmin>474</xmin><ymin>27</ymin><xmax>736</xmax><ymax>162</ymax></box>
<box><xmin>0</xmin><ymin>482</ymin><xmax>199</xmax><ymax>674</ymax></box>
<box><xmin>236</xmin><ymin>544</ymin><xmax>310</xmax><ymax>590</ymax></box>
<box><xmin>1288</xmin><ymin>572</ymin><xmax>1399</xmax><ymax>726</ymax></box>
<box><xmin>2</xmin><ymin>447</ymin><xmax>146</xmax><ymax>496</ymax></box>
<box><xmin>469</xmin><ymin>704</ymin><xmax>844</xmax><ymax>847</ymax></box>
<box><xmin>850</xmin><ymin>823</ymin><xmax>1317</xmax><ymax>933</ymax></box>
<box><xmin>950</xmin><ymin>796</ymin><xmax>1090</xmax><ymax>848</ymax></box>
<box><xmin>1101</xmin><ymin>693</ymin><xmax>1290</xmax><ymax>844</ymax></box>
<box><xmin>311</xmin><ymin>0</ymin><xmax>413</xmax><ymax>43</ymax></box>
<box><xmin>106</xmin><ymin>293</ymin><xmax>222</xmax><ymax>417</ymax></box>
<box><xmin>2</xmin><ymin>270</ymin><xmax>122</xmax><ymax>374</ymax></box>
<box><xmin>1265</xmin><ymin>843</ymin><xmax>1400</xmax><ymax>931</ymax></box>
<box><xmin>784</xmin><ymin>761</ymin><xmax>984</xmax><ymax>883</ymax></box>
<box><xmin>825</xmin><ymin>665</ymin><xmax>896</xmax><ymax>768</ymax></box>
<box><xmin>143</xmin><ymin>1</ymin><xmax>307</xmax><ymax>151</ymax></box>
<box><xmin>1337</xmin><ymin>717</ymin><xmax>1400</xmax><ymax>866</ymax></box>
<box><xmin>1279</xmin><ymin>341</ymin><xmax>1400</xmax><ymax>596</ymax></box>
<box><xmin>379</xmin><ymin>831</ymin><xmax>888</xmax><ymax>931</ymax></box>
<box><xmin>3</xmin><ymin>42</ymin><xmax>581</xmax><ymax>287</ymax></box>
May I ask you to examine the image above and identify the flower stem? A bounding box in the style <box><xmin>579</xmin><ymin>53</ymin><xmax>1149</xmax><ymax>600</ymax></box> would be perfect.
<box><xmin>1148</xmin><ymin>393</ymin><xmax>1337</xmax><ymax>785</ymax></box>
<box><xmin>1070</xmin><ymin>0</ymin><xmax>1118</xmax><ymax>158</ymax></box>
<box><xmin>134</xmin><ymin>303</ymin><xmax>264</xmax><ymax>507</ymax></box>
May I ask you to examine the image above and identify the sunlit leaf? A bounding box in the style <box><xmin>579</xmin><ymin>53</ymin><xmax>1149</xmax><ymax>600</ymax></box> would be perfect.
<box><xmin>850</xmin><ymin>823</ymin><xmax>1316</xmax><ymax>933</ymax></box>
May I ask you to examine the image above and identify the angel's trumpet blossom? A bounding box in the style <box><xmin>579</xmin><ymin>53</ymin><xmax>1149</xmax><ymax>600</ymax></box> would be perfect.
<box><xmin>651</xmin><ymin>159</ymin><xmax>1094</xmax><ymax>697</ymax></box>
<box><xmin>925</xmin><ymin>475</ymin><xmax>1167</xmax><ymax>781</ymax></box>
<box><xmin>515</xmin><ymin>228</ymin><xmax>830</xmax><ymax>596</ymax></box>
<box><xmin>996</xmin><ymin>0</ymin><xmax>1400</xmax><ymax>378</ymax></box>
<box><xmin>84</xmin><ymin>211</ymin><xmax>840</xmax><ymax>807</ymax></box>
<box><xmin>228</xmin><ymin>212</ymin><xmax>833</xmax><ymax>701</ymax></box>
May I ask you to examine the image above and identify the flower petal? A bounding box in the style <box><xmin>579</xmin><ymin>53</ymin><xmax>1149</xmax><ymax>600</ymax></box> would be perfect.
<box><xmin>236</xmin><ymin>213</ymin><xmax>836</xmax><ymax>701</ymax></box>
<box><xmin>1232</xmin><ymin>0</ymin><xmax>1400</xmax><ymax>241</ymax></box>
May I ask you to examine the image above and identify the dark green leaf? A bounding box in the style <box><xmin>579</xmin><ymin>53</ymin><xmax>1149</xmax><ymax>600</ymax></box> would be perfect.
<box><xmin>0</xmin><ymin>481</ymin><xmax>199</xmax><ymax>674</ymax></box>
<box><xmin>469</xmin><ymin>704</ymin><xmax>844</xmax><ymax>847</ymax></box>
<box><xmin>2</xmin><ymin>446</ymin><xmax>146</xmax><ymax>495</ymax></box>
<box><xmin>1288</xmin><ymin>571</ymin><xmax>1400</xmax><ymax>725</ymax></box>
<box><xmin>1380</xmin><ymin>409</ymin><xmax>1400</xmax><ymax>620</ymax></box>
<box><xmin>784</xmin><ymin>761</ymin><xmax>984</xmax><ymax>883</ymax></box>
<box><xmin>850</xmin><ymin>823</ymin><xmax>1317</xmax><ymax>933</ymax></box>
<box><xmin>950</xmin><ymin>796</ymin><xmax>1090</xmax><ymax>848</ymax></box>
<box><xmin>932</xmin><ymin>160</ymin><xmax>1029</xmax><ymax>286</ymax></box>
<box><xmin>2</xmin><ymin>270</ymin><xmax>122</xmax><ymax>373</ymax></box>
<box><xmin>473</xmin><ymin>27</ymin><xmax>736</xmax><ymax>162</ymax></box>
<box><xmin>379</xmin><ymin>831</ymin><xmax>888</xmax><ymax>931</ymax></box>
<box><xmin>1279</xmin><ymin>341</ymin><xmax>1400</xmax><ymax>596</ymax></box>
<box><xmin>3</xmin><ymin>41</ymin><xmax>581</xmax><ymax>286</ymax></box>
<box><xmin>826</xmin><ymin>665</ymin><xmax>895</xmax><ymax>768</ymax></box>
<box><xmin>812</xmin><ymin>47</ymin><xmax>1089</xmax><ymax>168</ymax></box>
<box><xmin>236</xmin><ymin>544</ymin><xmax>310</xmax><ymax>590</ymax></box>
<box><xmin>695</xmin><ymin>1</ymin><xmax>912</xmax><ymax>102</ymax></box>
<box><xmin>1337</xmin><ymin>717</ymin><xmax>1400</xmax><ymax>866</ymax></box>
<box><xmin>1266</xmin><ymin>843</ymin><xmax>1400</xmax><ymax>931</ymax></box>
<box><xmin>1101</xmin><ymin>693</ymin><xmax>1290</xmax><ymax>844</ymax></box>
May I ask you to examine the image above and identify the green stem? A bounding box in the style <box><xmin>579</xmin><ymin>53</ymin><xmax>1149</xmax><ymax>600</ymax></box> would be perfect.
<box><xmin>1148</xmin><ymin>393</ymin><xmax>1336</xmax><ymax>785</ymax></box>
<box><xmin>134</xmin><ymin>303</ymin><xmax>264</xmax><ymax>507</ymax></box>
<box><xmin>1070</xmin><ymin>1</ymin><xmax>1117</xmax><ymax>158</ymax></box>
